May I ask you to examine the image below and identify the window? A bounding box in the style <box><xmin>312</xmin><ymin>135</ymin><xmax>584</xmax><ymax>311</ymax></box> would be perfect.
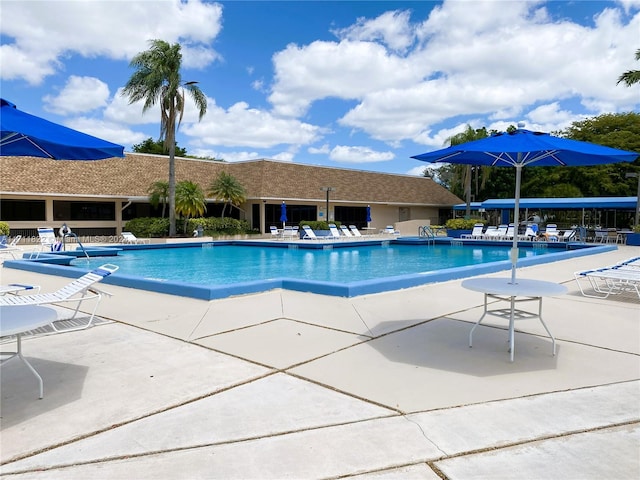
<box><xmin>53</xmin><ymin>201</ymin><xmax>115</xmax><ymax>221</ymax></box>
<box><xmin>0</xmin><ymin>199</ymin><xmax>46</xmax><ymax>221</ymax></box>
<box><xmin>334</xmin><ymin>206</ymin><xmax>368</xmax><ymax>228</ymax></box>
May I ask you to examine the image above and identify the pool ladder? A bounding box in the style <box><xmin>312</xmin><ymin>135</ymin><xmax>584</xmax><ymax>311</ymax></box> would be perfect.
<box><xmin>61</xmin><ymin>232</ymin><xmax>90</xmax><ymax>260</ymax></box>
<box><xmin>418</xmin><ymin>225</ymin><xmax>436</xmax><ymax>245</ymax></box>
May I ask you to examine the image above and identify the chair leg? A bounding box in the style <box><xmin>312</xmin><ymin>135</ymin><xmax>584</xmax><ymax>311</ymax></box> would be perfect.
<box><xmin>50</xmin><ymin>292</ymin><xmax>102</xmax><ymax>332</ymax></box>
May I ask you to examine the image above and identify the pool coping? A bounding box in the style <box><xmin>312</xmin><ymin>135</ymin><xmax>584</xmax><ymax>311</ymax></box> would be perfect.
<box><xmin>3</xmin><ymin>239</ymin><xmax>617</xmax><ymax>300</ymax></box>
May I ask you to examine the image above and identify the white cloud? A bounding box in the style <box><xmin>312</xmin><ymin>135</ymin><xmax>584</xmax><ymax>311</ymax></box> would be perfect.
<box><xmin>0</xmin><ymin>0</ymin><xmax>223</xmax><ymax>84</ymax></box>
<box><xmin>329</xmin><ymin>145</ymin><xmax>395</xmax><ymax>163</ymax></box>
<box><xmin>104</xmin><ymin>90</ymin><xmax>160</xmax><ymax>125</ymax></box>
<box><xmin>308</xmin><ymin>144</ymin><xmax>330</xmax><ymax>154</ymax></box>
<box><xmin>617</xmin><ymin>0</ymin><xmax>640</xmax><ymax>14</ymax></box>
<box><xmin>64</xmin><ymin>117</ymin><xmax>145</xmax><ymax>148</ymax></box>
<box><xmin>269</xmin><ymin>38</ymin><xmax>422</xmax><ymax>117</ymax></box>
<box><xmin>332</xmin><ymin>10</ymin><xmax>415</xmax><ymax>53</ymax></box>
<box><xmin>406</xmin><ymin>165</ymin><xmax>430</xmax><ymax>177</ymax></box>
<box><xmin>525</xmin><ymin>102</ymin><xmax>575</xmax><ymax>127</ymax></box>
<box><xmin>184</xmin><ymin>99</ymin><xmax>322</xmax><ymax>148</ymax></box>
<box><xmin>43</xmin><ymin>76</ymin><xmax>110</xmax><ymax>115</ymax></box>
<box><xmin>187</xmin><ymin>149</ymin><xmax>260</xmax><ymax>162</ymax></box>
<box><xmin>272</xmin><ymin>151</ymin><xmax>295</xmax><ymax>162</ymax></box>
<box><xmin>330</xmin><ymin>1</ymin><xmax>640</xmax><ymax>145</ymax></box>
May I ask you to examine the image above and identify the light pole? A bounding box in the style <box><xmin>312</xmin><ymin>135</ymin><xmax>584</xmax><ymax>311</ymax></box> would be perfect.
<box><xmin>626</xmin><ymin>172</ymin><xmax>640</xmax><ymax>227</ymax></box>
<box><xmin>320</xmin><ymin>187</ymin><xmax>335</xmax><ymax>221</ymax></box>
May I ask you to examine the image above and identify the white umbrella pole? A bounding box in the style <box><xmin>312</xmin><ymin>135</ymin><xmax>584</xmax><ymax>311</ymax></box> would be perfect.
<box><xmin>510</xmin><ymin>162</ymin><xmax>523</xmax><ymax>284</ymax></box>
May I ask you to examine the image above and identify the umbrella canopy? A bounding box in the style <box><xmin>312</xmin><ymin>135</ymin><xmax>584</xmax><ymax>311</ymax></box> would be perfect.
<box><xmin>280</xmin><ymin>201</ymin><xmax>288</xmax><ymax>227</ymax></box>
<box><xmin>0</xmin><ymin>99</ymin><xmax>124</xmax><ymax>160</ymax></box>
<box><xmin>412</xmin><ymin>128</ymin><xmax>639</xmax><ymax>282</ymax></box>
<box><xmin>366</xmin><ymin>205</ymin><xmax>372</xmax><ymax>223</ymax></box>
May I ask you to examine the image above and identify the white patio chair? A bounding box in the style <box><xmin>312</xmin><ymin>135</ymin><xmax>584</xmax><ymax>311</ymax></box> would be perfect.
<box><xmin>461</xmin><ymin>224</ymin><xmax>485</xmax><ymax>239</ymax></box>
<box><xmin>0</xmin><ymin>235</ymin><xmax>23</xmax><ymax>259</ymax></box>
<box><xmin>0</xmin><ymin>264</ymin><xmax>119</xmax><ymax>332</ymax></box>
<box><xmin>328</xmin><ymin>224</ymin><xmax>342</xmax><ymax>239</ymax></box>
<box><xmin>29</xmin><ymin>228</ymin><xmax>60</xmax><ymax>259</ymax></box>
<box><xmin>302</xmin><ymin>225</ymin><xmax>318</xmax><ymax>240</ymax></box>
<box><xmin>349</xmin><ymin>225</ymin><xmax>363</xmax><ymax>237</ymax></box>
<box><xmin>121</xmin><ymin>232</ymin><xmax>149</xmax><ymax>244</ymax></box>
<box><xmin>340</xmin><ymin>225</ymin><xmax>353</xmax><ymax>237</ymax></box>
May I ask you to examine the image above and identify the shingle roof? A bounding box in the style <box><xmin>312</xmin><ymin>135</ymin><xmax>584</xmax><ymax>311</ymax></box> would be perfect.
<box><xmin>0</xmin><ymin>154</ymin><xmax>462</xmax><ymax>206</ymax></box>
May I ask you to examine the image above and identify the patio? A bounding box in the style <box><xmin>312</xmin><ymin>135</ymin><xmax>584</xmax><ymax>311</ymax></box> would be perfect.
<box><xmin>1</xmin><ymin>246</ymin><xmax>639</xmax><ymax>479</ymax></box>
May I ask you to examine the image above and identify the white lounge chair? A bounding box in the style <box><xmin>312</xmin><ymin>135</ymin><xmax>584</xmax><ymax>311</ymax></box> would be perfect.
<box><xmin>269</xmin><ymin>226</ymin><xmax>280</xmax><ymax>238</ymax></box>
<box><xmin>461</xmin><ymin>224</ymin><xmax>485</xmax><ymax>239</ymax></box>
<box><xmin>349</xmin><ymin>225</ymin><xmax>363</xmax><ymax>237</ymax></box>
<box><xmin>0</xmin><ymin>235</ymin><xmax>23</xmax><ymax>259</ymax></box>
<box><xmin>121</xmin><ymin>232</ymin><xmax>149</xmax><ymax>244</ymax></box>
<box><xmin>340</xmin><ymin>225</ymin><xmax>353</xmax><ymax>237</ymax></box>
<box><xmin>30</xmin><ymin>227</ymin><xmax>60</xmax><ymax>259</ymax></box>
<box><xmin>574</xmin><ymin>265</ymin><xmax>640</xmax><ymax>299</ymax></box>
<box><xmin>503</xmin><ymin>224</ymin><xmax>516</xmax><ymax>240</ymax></box>
<box><xmin>482</xmin><ymin>226</ymin><xmax>498</xmax><ymax>239</ymax></box>
<box><xmin>328</xmin><ymin>224</ymin><xmax>342</xmax><ymax>239</ymax></box>
<box><xmin>542</xmin><ymin>224</ymin><xmax>559</xmax><ymax>241</ymax></box>
<box><xmin>519</xmin><ymin>225</ymin><xmax>539</xmax><ymax>241</ymax></box>
<box><xmin>381</xmin><ymin>225</ymin><xmax>400</xmax><ymax>236</ymax></box>
<box><xmin>0</xmin><ymin>264</ymin><xmax>119</xmax><ymax>332</ymax></box>
<box><xmin>485</xmin><ymin>225</ymin><xmax>507</xmax><ymax>240</ymax></box>
<box><xmin>560</xmin><ymin>229</ymin><xmax>576</xmax><ymax>242</ymax></box>
<box><xmin>282</xmin><ymin>225</ymin><xmax>297</xmax><ymax>240</ymax></box>
<box><xmin>302</xmin><ymin>225</ymin><xmax>318</xmax><ymax>240</ymax></box>
<box><xmin>0</xmin><ymin>283</ymin><xmax>40</xmax><ymax>295</ymax></box>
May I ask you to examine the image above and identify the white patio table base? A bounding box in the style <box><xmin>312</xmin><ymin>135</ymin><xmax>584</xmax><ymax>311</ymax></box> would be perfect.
<box><xmin>462</xmin><ymin>277</ymin><xmax>568</xmax><ymax>362</ymax></box>
<box><xmin>1</xmin><ymin>305</ymin><xmax>58</xmax><ymax>398</ymax></box>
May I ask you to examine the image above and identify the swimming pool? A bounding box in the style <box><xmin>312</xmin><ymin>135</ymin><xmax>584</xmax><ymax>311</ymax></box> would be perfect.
<box><xmin>4</xmin><ymin>239</ymin><xmax>615</xmax><ymax>300</ymax></box>
<box><xmin>71</xmin><ymin>243</ymin><xmax>554</xmax><ymax>285</ymax></box>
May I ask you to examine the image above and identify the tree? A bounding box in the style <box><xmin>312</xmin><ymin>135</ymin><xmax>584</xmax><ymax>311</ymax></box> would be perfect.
<box><xmin>445</xmin><ymin>125</ymin><xmax>488</xmax><ymax>217</ymax></box>
<box><xmin>554</xmin><ymin>112</ymin><xmax>640</xmax><ymax>197</ymax></box>
<box><xmin>122</xmin><ymin>39</ymin><xmax>207</xmax><ymax>237</ymax></box>
<box><xmin>175</xmin><ymin>180</ymin><xmax>206</xmax><ymax>234</ymax></box>
<box><xmin>617</xmin><ymin>49</ymin><xmax>640</xmax><ymax>87</ymax></box>
<box><xmin>148</xmin><ymin>181</ymin><xmax>169</xmax><ymax>218</ymax></box>
<box><xmin>208</xmin><ymin>171</ymin><xmax>247</xmax><ymax>218</ymax></box>
<box><xmin>133</xmin><ymin>137</ymin><xmax>187</xmax><ymax>157</ymax></box>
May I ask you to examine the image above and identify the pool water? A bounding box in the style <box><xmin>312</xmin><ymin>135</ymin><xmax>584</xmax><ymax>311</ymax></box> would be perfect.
<box><xmin>72</xmin><ymin>243</ymin><xmax>556</xmax><ymax>286</ymax></box>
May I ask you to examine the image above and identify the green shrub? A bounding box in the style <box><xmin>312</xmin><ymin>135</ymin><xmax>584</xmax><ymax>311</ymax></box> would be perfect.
<box><xmin>0</xmin><ymin>221</ymin><xmax>9</xmax><ymax>236</ymax></box>
<box><xmin>633</xmin><ymin>224</ymin><xmax>640</xmax><ymax>233</ymax></box>
<box><xmin>125</xmin><ymin>217</ymin><xmax>254</xmax><ymax>238</ymax></box>
<box><xmin>187</xmin><ymin>217</ymin><xmax>251</xmax><ymax>236</ymax></box>
<box><xmin>445</xmin><ymin>218</ymin><xmax>486</xmax><ymax>230</ymax></box>
<box><xmin>124</xmin><ymin>217</ymin><xmax>170</xmax><ymax>237</ymax></box>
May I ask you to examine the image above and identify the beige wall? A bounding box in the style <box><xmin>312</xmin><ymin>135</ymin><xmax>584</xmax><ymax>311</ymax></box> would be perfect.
<box><xmin>394</xmin><ymin>219</ymin><xmax>431</xmax><ymax>236</ymax></box>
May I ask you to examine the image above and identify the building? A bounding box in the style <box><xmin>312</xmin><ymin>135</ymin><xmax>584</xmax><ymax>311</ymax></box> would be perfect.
<box><xmin>0</xmin><ymin>154</ymin><xmax>463</xmax><ymax>238</ymax></box>
<box><xmin>453</xmin><ymin>197</ymin><xmax>638</xmax><ymax>229</ymax></box>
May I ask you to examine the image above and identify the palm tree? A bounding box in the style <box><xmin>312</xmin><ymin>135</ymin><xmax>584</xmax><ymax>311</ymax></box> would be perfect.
<box><xmin>617</xmin><ymin>49</ymin><xmax>640</xmax><ymax>87</ymax></box>
<box><xmin>175</xmin><ymin>180</ymin><xmax>206</xmax><ymax>234</ymax></box>
<box><xmin>122</xmin><ymin>39</ymin><xmax>207</xmax><ymax>237</ymax></box>
<box><xmin>445</xmin><ymin>125</ymin><xmax>488</xmax><ymax>218</ymax></box>
<box><xmin>147</xmin><ymin>180</ymin><xmax>169</xmax><ymax>218</ymax></box>
<box><xmin>208</xmin><ymin>171</ymin><xmax>247</xmax><ymax>218</ymax></box>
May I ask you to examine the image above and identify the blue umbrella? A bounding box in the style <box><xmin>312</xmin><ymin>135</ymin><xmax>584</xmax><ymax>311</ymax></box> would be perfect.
<box><xmin>366</xmin><ymin>204</ymin><xmax>372</xmax><ymax>228</ymax></box>
<box><xmin>412</xmin><ymin>128</ymin><xmax>638</xmax><ymax>282</ymax></box>
<box><xmin>280</xmin><ymin>201</ymin><xmax>288</xmax><ymax>228</ymax></box>
<box><xmin>0</xmin><ymin>99</ymin><xmax>124</xmax><ymax>160</ymax></box>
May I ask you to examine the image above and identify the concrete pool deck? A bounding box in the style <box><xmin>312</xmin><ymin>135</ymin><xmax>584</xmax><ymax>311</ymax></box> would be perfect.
<box><xmin>1</xmin><ymin>246</ymin><xmax>639</xmax><ymax>479</ymax></box>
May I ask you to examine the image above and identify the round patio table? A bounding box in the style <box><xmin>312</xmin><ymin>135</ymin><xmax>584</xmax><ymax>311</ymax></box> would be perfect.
<box><xmin>1</xmin><ymin>305</ymin><xmax>58</xmax><ymax>398</ymax></box>
<box><xmin>462</xmin><ymin>277</ymin><xmax>568</xmax><ymax>362</ymax></box>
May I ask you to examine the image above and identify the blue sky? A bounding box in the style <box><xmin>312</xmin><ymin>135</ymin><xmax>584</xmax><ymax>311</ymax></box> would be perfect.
<box><xmin>2</xmin><ymin>0</ymin><xmax>639</xmax><ymax>176</ymax></box>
